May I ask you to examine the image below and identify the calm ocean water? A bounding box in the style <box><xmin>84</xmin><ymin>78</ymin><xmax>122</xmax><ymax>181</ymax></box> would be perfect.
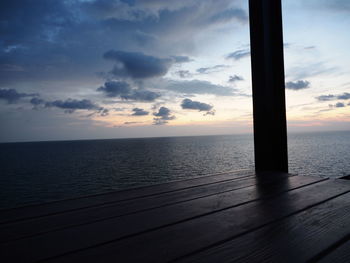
<box><xmin>0</xmin><ymin>131</ymin><xmax>349</xmax><ymax>209</ymax></box>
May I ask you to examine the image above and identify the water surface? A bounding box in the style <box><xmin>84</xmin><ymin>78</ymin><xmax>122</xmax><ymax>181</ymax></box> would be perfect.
<box><xmin>0</xmin><ymin>131</ymin><xmax>349</xmax><ymax>209</ymax></box>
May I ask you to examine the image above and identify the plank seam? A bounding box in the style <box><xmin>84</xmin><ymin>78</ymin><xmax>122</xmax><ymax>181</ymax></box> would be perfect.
<box><xmin>171</xmin><ymin>187</ymin><xmax>350</xmax><ymax>263</ymax></box>
<box><xmin>0</xmin><ymin>174</ymin><xmax>255</xmax><ymax>225</ymax></box>
<box><xmin>0</xmin><ymin>175</ymin><xmax>289</xmax><ymax>243</ymax></box>
<box><xmin>34</xmin><ymin>178</ymin><xmax>327</xmax><ymax>263</ymax></box>
<box><xmin>0</xmin><ymin>169</ymin><xmax>253</xmax><ymax>213</ymax></box>
<box><xmin>308</xmin><ymin>232</ymin><xmax>350</xmax><ymax>262</ymax></box>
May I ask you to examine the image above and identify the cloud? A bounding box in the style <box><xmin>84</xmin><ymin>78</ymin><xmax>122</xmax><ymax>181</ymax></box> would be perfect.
<box><xmin>99</xmin><ymin>108</ymin><xmax>110</xmax><ymax>116</ymax></box>
<box><xmin>209</xmin><ymin>8</ymin><xmax>247</xmax><ymax>24</ymax></box>
<box><xmin>81</xmin><ymin>0</ymin><xmax>147</xmax><ymax>21</ymax></box>
<box><xmin>317</xmin><ymin>95</ymin><xmax>336</xmax><ymax>101</ymax></box>
<box><xmin>30</xmin><ymin>97</ymin><xmax>45</xmax><ymax>106</ymax></box>
<box><xmin>164</xmin><ymin>80</ymin><xmax>236</xmax><ymax>96</ymax></box>
<box><xmin>286</xmin><ymin>80</ymin><xmax>310</xmax><ymax>90</ymax></box>
<box><xmin>315</xmin><ymin>0</ymin><xmax>350</xmax><ymax>12</ymax></box>
<box><xmin>30</xmin><ymin>97</ymin><xmax>46</xmax><ymax>109</ymax></box>
<box><xmin>171</xmin><ymin>56</ymin><xmax>193</xmax><ymax>63</ymax></box>
<box><xmin>122</xmin><ymin>90</ymin><xmax>161</xmax><ymax>102</ymax></box>
<box><xmin>0</xmin><ymin>0</ymin><xmax>248</xmax><ymax>86</ymax></box>
<box><xmin>134</xmin><ymin>30</ymin><xmax>158</xmax><ymax>46</ymax></box>
<box><xmin>304</xmin><ymin>46</ymin><xmax>316</xmax><ymax>50</ymax></box>
<box><xmin>335</xmin><ymin>102</ymin><xmax>345</xmax><ymax>108</ymax></box>
<box><xmin>181</xmin><ymin>98</ymin><xmax>212</xmax><ymax>111</ymax></box>
<box><xmin>228</xmin><ymin>75</ymin><xmax>244</xmax><ymax>83</ymax></box>
<box><xmin>196</xmin><ymin>65</ymin><xmax>229</xmax><ymax>74</ymax></box>
<box><xmin>98</xmin><ymin>80</ymin><xmax>160</xmax><ymax>102</ymax></box>
<box><xmin>103</xmin><ymin>50</ymin><xmax>173</xmax><ymax>79</ymax></box>
<box><xmin>337</xmin><ymin>92</ymin><xmax>350</xmax><ymax>100</ymax></box>
<box><xmin>45</xmin><ymin>99</ymin><xmax>100</xmax><ymax>113</ymax></box>
<box><xmin>27</xmin><ymin>95</ymin><xmax>109</xmax><ymax>116</ymax></box>
<box><xmin>175</xmin><ymin>70</ymin><xmax>192</xmax><ymax>78</ymax></box>
<box><xmin>0</xmin><ymin>88</ymin><xmax>38</xmax><ymax>104</ymax></box>
<box><xmin>181</xmin><ymin>98</ymin><xmax>214</xmax><ymax>115</ymax></box>
<box><xmin>153</xmin><ymin>106</ymin><xmax>175</xmax><ymax>125</ymax></box>
<box><xmin>97</xmin><ymin>81</ymin><xmax>131</xmax><ymax>97</ymax></box>
<box><xmin>131</xmin><ymin>108</ymin><xmax>149</xmax><ymax>116</ymax></box>
<box><xmin>124</xmin><ymin>121</ymin><xmax>141</xmax><ymax>125</ymax></box>
<box><xmin>226</xmin><ymin>49</ymin><xmax>250</xmax><ymax>60</ymax></box>
<box><xmin>287</xmin><ymin>62</ymin><xmax>337</xmax><ymax>79</ymax></box>
<box><xmin>316</xmin><ymin>92</ymin><xmax>350</xmax><ymax>101</ymax></box>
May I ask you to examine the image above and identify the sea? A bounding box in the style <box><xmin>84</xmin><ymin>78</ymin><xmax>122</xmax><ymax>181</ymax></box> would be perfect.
<box><xmin>0</xmin><ymin>130</ymin><xmax>349</xmax><ymax>210</ymax></box>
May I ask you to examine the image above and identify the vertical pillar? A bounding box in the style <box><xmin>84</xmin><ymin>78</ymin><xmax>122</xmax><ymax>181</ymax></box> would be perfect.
<box><xmin>249</xmin><ymin>0</ymin><xmax>288</xmax><ymax>172</ymax></box>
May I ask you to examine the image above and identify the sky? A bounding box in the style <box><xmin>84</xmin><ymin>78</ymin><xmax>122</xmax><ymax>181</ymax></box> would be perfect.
<box><xmin>0</xmin><ymin>0</ymin><xmax>350</xmax><ymax>142</ymax></box>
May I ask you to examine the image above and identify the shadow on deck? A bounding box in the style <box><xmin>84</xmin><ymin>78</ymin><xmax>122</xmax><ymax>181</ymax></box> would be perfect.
<box><xmin>1</xmin><ymin>170</ymin><xmax>350</xmax><ymax>262</ymax></box>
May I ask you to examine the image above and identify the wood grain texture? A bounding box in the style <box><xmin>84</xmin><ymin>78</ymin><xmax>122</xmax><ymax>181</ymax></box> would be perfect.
<box><xmin>2</xmin><ymin>174</ymin><xmax>350</xmax><ymax>263</ymax></box>
<box><xmin>39</xmin><ymin>177</ymin><xmax>340</xmax><ymax>263</ymax></box>
<box><xmin>178</xmin><ymin>190</ymin><xmax>350</xmax><ymax>263</ymax></box>
<box><xmin>0</xmin><ymin>170</ymin><xmax>253</xmax><ymax>224</ymax></box>
<box><xmin>0</xmin><ymin>175</ymin><xmax>322</xmax><ymax>262</ymax></box>
<box><xmin>0</xmin><ymin>173</ymin><xmax>278</xmax><ymax>243</ymax></box>
<box><xmin>317</xmin><ymin>239</ymin><xmax>350</xmax><ymax>263</ymax></box>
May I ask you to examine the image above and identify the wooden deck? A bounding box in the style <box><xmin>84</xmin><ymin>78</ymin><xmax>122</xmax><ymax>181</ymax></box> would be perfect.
<box><xmin>1</xmin><ymin>170</ymin><xmax>350</xmax><ymax>262</ymax></box>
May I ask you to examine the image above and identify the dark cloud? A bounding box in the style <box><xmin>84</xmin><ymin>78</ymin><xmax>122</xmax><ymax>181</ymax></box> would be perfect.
<box><xmin>196</xmin><ymin>65</ymin><xmax>228</xmax><ymax>74</ymax></box>
<box><xmin>335</xmin><ymin>102</ymin><xmax>345</xmax><ymax>108</ymax></box>
<box><xmin>99</xmin><ymin>108</ymin><xmax>110</xmax><ymax>116</ymax></box>
<box><xmin>30</xmin><ymin>97</ymin><xmax>45</xmax><ymax>109</ymax></box>
<box><xmin>171</xmin><ymin>56</ymin><xmax>193</xmax><ymax>63</ymax></box>
<box><xmin>80</xmin><ymin>0</ymin><xmax>146</xmax><ymax>21</ymax></box>
<box><xmin>45</xmin><ymin>99</ymin><xmax>100</xmax><ymax>113</ymax></box>
<box><xmin>176</xmin><ymin>70</ymin><xmax>192</xmax><ymax>78</ymax></box>
<box><xmin>317</xmin><ymin>94</ymin><xmax>336</xmax><ymax>101</ymax></box>
<box><xmin>122</xmin><ymin>90</ymin><xmax>161</xmax><ymax>102</ymax></box>
<box><xmin>0</xmin><ymin>0</ymin><xmax>248</xmax><ymax>86</ymax></box>
<box><xmin>209</xmin><ymin>8</ymin><xmax>247</xmax><ymax>24</ymax></box>
<box><xmin>226</xmin><ymin>49</ymin><xmax>250</xmax><ymax>60</ymax></box>
<box><xmin>131</xmin><ymin>108</ymin><xmax>149</xmax><ymax>116</ymax></box>
<box><xmin>337</xmin><ymin>92</ymin><xmax>350</xmax><ymax>100</ymax></box>
<box><xmin>134</xmin><ymin>30</ymin><xmax>158</xmax><ymax>46</ymax></box>
<box><xmin>0</xmin><ymin>88</ymin><xmax>37</xmax><ymax>103</ymax></box>
<box><xmin>181</xmin><ymin>98</ymin><xmax>213</xmax><ymax>112</ymax></box>
<box><xmin>98</xmin><ymin>80</ymin><xmax>160</xmax><ymax>102</ymax></box>
<box><xmin>0</xmin><ymin>0</ymin><xmax>73</xmax><ymax>47</ymax></box>
<box><xmin>0</xmin><ymin>0</ymin><xmax>98</xmax><ymax>85</ymax></box>
<box><xmin>286</xmin><ymin>80</ymin><xmax>310</xmax><ymax>90</ymax></box>
<box><xmin>316</xmin><ymin>92</ymin><xmax>350</xmax><ymax>101</ymax></box>
<box><xmin>97</xmin><ymin>81</ymin><xmax>131</xmax><ymax>97</ymax></box>
<box><xmin>43</xmin><ymin>98</ymin><xmax>110</xmax><ymax>116</ymax></box>
<box><xmin>153</xmin><ymin>106</ymin><xmax>175</xmax><ymax>125</ymax></box>
<box><xmin>103</xmin><ymin>50</ymin><xmax>173</xmax><ymax>79</ymax></box>
<box><xmin>30</xmin><ymin>97</ymin><xmax>45</xmax><ymax>106</ymax></box>
<box><xmin>228</xmin><ymin>75</ymin><xmax>244</xmax><ymax>83</ymax></box>
<box><xmin>164</xmin><ymin>80</ymin><xmax>236</xmax><ymax>96</ymax></box>
<box><xmin>0</xmin><ymin>88</ymin><xmax>110</xmax><ymax>116</ymax></box>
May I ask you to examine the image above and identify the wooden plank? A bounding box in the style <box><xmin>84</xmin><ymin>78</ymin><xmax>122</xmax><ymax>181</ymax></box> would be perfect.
<box><xmin>40</xmin><ymin>179</ymin><xmax>350</xmax><ymax>263</ymax></box>
<box><xmin>178</xmin><ymin>189</ymin><xmax>350</xmax><ymax>262</ymax></box>
<box><xmin>0</xmin><ymin>170</ymin><xmax>253</xmax><ymax>224</ymax></box>
<box><xmin>0</xmin><ymin>176</ymin><xmax>325</xmax><ymax>262</ymax></box>
<box><xmin>317</xmin><ymin>239</ymin><xmax>350</xmax><ymax>263</ymax></box>
<box><xmin>0</xmin><ymin>173</ymin><xmax>282</xmax><ymax>243</ymax></box>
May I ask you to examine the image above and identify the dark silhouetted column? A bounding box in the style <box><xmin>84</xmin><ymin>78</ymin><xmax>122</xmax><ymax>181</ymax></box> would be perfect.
<box><xmin>249</xmin><ymin>0</ymin><xmax>288</xmax><ymax>172</ymax></box>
